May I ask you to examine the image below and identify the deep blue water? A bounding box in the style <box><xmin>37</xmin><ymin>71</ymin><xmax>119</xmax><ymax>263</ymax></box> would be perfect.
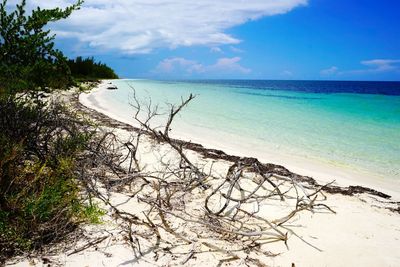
<box><xmin>174</xmin><ymin>80</ymin><xmax>400</xmax><ymax>95</ymax></box>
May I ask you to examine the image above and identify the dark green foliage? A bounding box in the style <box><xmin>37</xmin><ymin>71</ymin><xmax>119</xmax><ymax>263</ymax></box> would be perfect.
<box><xmin>68</xmin><ymin>56</ymin><xmax>119</xmax><ymax>80</ymax></box>
<box><xmin>0</xmin><ymin>1</ymin><xmax>114</xmax><ymax>262</ymax></box>
<box><xmin>0</xmin><ymin>0</ymin><xmax>83</xmax><ymax>94</ymax></box>
<box><xmin>0</xmin><ymin>95</ymin><xmax>100</xmax><ymax>262</ymax></box>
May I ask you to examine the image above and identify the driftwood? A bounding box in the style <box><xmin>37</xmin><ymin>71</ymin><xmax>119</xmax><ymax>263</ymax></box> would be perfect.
<box><xmin>71</xmin><ymin>92</ymin><xmax>393</xmax><ymax>200</ymax></box>
<box><xmin>49</xmin><ymin>86</ymin><xmax>398</xmax><ymax>266</ymax></box>
<box><xmin>3</xmin><ymin>85</ymin><xmax>396</xmax><ymax>267</ymax></box>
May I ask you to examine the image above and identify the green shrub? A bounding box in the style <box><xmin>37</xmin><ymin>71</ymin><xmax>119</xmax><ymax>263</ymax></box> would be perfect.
<box><xmin>0</xmin><ymin>95</ymin><xmax>102</xmax><ymax>262</ymax></box>
<box><xmin>0</xmin><ymin>1</ymin><xmax>115</xmax><ymax>262</ymax></box>
<box><xmin>78</xmin><ymin>202</ymin><xmax>106</xmax><ymax>224</ymax></box>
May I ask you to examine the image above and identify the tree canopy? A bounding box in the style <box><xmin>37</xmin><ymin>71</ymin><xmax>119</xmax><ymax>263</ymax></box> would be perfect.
<box><xmin>68</xmin><ymin>56</ymin><xmax>119</xmax><ymax>80</ymax></box>
<box><xmin>0</xmin><ymin>0</ymin><xmax>83</xmax><ymax>94</ymax></box>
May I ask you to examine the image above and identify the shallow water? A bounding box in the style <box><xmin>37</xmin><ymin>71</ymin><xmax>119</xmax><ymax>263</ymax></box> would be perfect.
<box><xmin>99</xmin><ymin>79</ymin><xmax>400</xmax><ymax>180</ymax></box>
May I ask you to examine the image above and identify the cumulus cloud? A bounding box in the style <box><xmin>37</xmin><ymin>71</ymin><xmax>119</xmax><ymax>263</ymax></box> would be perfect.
<box><xmin>209</xmin><ymin>57</ymin><xmax>251</xmax><ymax>73</ymax></box>
<box><xmin>320</xmin><ymin>66</ymin><xmax>338</xmax><ymax>76</ymax></box>
<box><xmin>155</xmin><ymin>57</ymin><xmax>250</xmax><ymax>75</ymax></box>
<box><xmin>155</xmin><ymin>58</ymin><xmax>205</xmax><ymax>73</ymax></box>
<box><xmin>13</xmin><ymin>0</ymin><xmax>307</xmax><ymax>54</ymax></box>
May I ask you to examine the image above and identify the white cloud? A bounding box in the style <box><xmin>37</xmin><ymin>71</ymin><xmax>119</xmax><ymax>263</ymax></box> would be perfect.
<box><xmin>320</xmin><ymin>66</ymin><xmax>338</xmax><ymax>76</ymax></box>
<box><xmin>155</xmin><ymin>57</ymin><xmax>205</xmax><ymax>73</ymax></box>
<box><xmin>339</xmin><ymin>59</ymin><xmax>400</xmax><ymax>76</ymax></box>
<box><xmin>230</xmin><ymin>46</ymin><xmax>245</xmax><ymax>53</ymax></box>
<box><xmin>209</xmin><ymin>57</ymin><xmax>251</xmax><ymax>73</ymax></box>
<box><xmin>210</xmin><ymin>47</ymin><xmax>223</xmax><ymax>53</ymax></box>
<box><xmin>281</xmin><ymin>70</ymin><xmax>293</xmax><ymax>76</ymax></box>
<box><xmin>155</xmin><ymin>57</ymin><xmax>250</xmax><ymax>75</ymax></box>
<box><xmin>360</xmin><ymin>59</ymin><xmax>400</xmax><ymax>72</ymax></box>
<box><xmin>15</xmin><ymin>0</ymin><xmax>307</xmax><ymax>54</ymax></box>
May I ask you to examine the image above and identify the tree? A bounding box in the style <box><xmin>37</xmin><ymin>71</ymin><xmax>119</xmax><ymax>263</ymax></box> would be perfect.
<box><xmin>0</xmin><ymin>0</ymin><xmax>83</xmax><ymax>94</ymax></box>
<box><xmin>68</xmin><ymin>56</ymin><xmax>119</xmax><ymax>80</ymax></box>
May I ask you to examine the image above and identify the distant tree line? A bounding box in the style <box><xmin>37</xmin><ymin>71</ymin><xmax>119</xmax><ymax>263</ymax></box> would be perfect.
<box><xmin>68</xmin><ymin>56</ymin><xmax>119</xmax><ymax>81</ymax></box>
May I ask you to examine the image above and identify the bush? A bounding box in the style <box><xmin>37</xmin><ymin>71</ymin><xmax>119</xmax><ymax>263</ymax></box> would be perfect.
<box><xmin>0</xmin><ymin>1</ymin><xmax>114</xmax><ymax>262</ymax></box>
<box><xmin>0</xmin><ymin>95</ymin><xmax>100</xmax><ymax>262</ymax></box>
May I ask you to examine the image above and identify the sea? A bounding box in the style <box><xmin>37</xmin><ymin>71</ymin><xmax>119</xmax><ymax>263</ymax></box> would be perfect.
<box><xmin>92</xmin><ymin>79</ymin><xmax>400</xmax><ymax>182</ymax></box>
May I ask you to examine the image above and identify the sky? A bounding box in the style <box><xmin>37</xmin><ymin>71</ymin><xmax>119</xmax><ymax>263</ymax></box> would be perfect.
<box><xmin>11</xmin><ymin>0</ymin><xmax>400</xmax><ymax>80</ymax></box>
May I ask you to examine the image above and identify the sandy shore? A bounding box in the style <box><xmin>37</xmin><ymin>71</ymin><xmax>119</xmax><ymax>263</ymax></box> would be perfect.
<box><xmin>7</xmin><ymin>83</ymin><xmax>400</xmax><ymax>267</ymax></box>
<box><xmin>80</xmin><ymin>81</ymin><xmax>400</xmax><ymax>199</ymax></box>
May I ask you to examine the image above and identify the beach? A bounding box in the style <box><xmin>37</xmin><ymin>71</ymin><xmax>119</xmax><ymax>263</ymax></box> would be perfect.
<box><xmin>8</xmin><ymin>82</ymin><xmax>400</xmax><ymax>267</ymax></box>
<box><xmin>79</xmin><ymin>81</ymin><xmax>400</xmax><ymax>266</ymax></box>
<box><xmin>81</xmin><ymin>80</ymin><xmax>400</xmax><ymax>199</ymax></box>
<box><xmin>2</xmin><ymin>0</ymin><xmax>400</xmax><ymax>265</ymax></box>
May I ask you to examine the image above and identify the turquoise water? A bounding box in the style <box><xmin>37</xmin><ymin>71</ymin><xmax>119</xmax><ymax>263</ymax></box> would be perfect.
<box><xmin>98</xmin><ymin>79</ymin><xmax>400</xmax><ymax>180</ymax></box>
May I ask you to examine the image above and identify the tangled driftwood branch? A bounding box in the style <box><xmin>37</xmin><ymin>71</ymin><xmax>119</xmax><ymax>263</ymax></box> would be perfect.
<box><xmin>7</xmin><ymin>85</ymin><xmax>398</xmax><ymax>266</ymax></box>
<box><xmin>70</xmin><ymin>88</ymin><xmax>342</xmax><ymax>266</ymax></box>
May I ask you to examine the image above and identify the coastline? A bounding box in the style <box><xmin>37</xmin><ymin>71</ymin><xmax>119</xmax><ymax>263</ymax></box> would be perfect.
<box><xmin>8</xmin><ymin>84</ymin><xmax>400</xmax><ymax>267</ymax></box>
<box><xmin>80</xmin><ymin>81</ymin><xmax>400</xmax><ymax>200</ymax></box>
<box><xmin>3</xmin><ymin>1</ymin><xmax>399</xmax><ymax>265</ymax></box>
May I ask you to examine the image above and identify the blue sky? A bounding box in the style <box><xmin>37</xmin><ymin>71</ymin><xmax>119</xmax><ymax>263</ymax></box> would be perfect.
<box><xmin>36</xmin><ymin>0</ymin><xmax>400</xmax><ymax>80</ymax></box>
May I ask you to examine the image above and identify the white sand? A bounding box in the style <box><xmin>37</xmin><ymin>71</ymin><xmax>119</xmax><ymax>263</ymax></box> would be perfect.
<box><xmin>80</xmin><ymin>81</ymin><xmax>400</xmax><ymax>199</ymax></box>
<box><xmin>7</xmin><ymin>82</ymin><xmax>400</xmax><ymax>267</ymax></box>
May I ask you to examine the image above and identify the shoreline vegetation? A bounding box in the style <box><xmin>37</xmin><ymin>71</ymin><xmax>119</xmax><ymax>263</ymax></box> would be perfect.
<box><xmin>0</xmin><ymin>0</ymin><xmax>116</xmax><ymax>263</ymax></box>
<box><xmin>1</xmin><ymin>1</ymin><xmax>400</xmax><ymax>266</ymax></box>
<box><xmin>68</xmin><ymin>57</ymin><xmax>119</xmax><ymax>82</ymax></box>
